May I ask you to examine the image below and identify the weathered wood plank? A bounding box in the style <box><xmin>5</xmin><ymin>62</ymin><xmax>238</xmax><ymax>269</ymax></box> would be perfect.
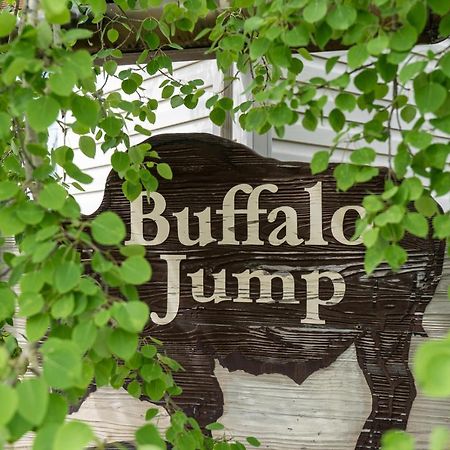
<box><xmin>9</xmin><ymin>134</ymin><xmax>450</xmax><ymax>450</ymax></box>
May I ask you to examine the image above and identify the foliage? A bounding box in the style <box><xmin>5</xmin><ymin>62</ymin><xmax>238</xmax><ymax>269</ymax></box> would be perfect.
<box><xmin>0</xmin><ymin>0</ymin><xmax>447</xmax><ymax>449</ymax></box>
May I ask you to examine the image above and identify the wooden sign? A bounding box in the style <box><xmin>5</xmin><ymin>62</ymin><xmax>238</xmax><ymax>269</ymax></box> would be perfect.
<box><xmin>86</xmin><ymin>133</ymin><xmax>444</xmax><ymax>450</ymax></box>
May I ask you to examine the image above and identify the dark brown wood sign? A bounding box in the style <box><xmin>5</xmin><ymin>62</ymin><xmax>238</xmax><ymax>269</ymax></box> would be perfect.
<box><xmin>88</xmin><ymin>133</ymin><xmax>444</xmax><ymax>450</ymax></box>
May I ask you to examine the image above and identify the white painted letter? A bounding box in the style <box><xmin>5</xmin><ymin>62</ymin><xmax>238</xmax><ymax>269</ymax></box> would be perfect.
<box><xmin>173</xmin><ymin>207</ymin><xmax>216</xmax><ymax>247</ymax></box>
<box><xmin>188</xmin><ymin>269</ymin><xmax>231</xmax><ymax>303</ymax></box>
<box><xmin>217</xmin><ymin>184</ymin><xmax>253</xmax><ymax>245</ymax></box>
<box><xmin>331</xmin><ymin>206</ymin><xmax>365</xmax><ymax>245</ymax></box>
<box><xmin>125</xmin><ymin>192</ymin><xmax>169</xmax><ymax>246</ymax></box>
<box><xmin>268</xmin><ymin>206</ymin><xmax>304</xmax><ymax>246</ymax></box>
<box><xmin>305</xmin><ymin>182</ymin><xmax>328</xmax><ymax>246</ymax></box>
<box><xmin>233</xmin><ymin>269</ymin><xmax>296</xmax><ymax>304</ymax></box>
<box><xmin>242</xmin><ymin>184</ymin><xmax>278</xmax><ymax>245</ymax></box>
<box><xmin>301</xmin><ymin>270</ymin><xmax>346</xmax><ymax>324</ymax></box>
<box><xmin>150</xmin><ymin>254</ymin><xmax>186</xmax><ymax>325</ymax></box>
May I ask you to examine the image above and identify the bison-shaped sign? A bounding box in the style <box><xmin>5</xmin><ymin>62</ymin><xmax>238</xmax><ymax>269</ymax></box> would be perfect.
<box><xmin>82</xmin><ymin>133</ymin><xmax>444</xmax><ymax>450</ymax></box>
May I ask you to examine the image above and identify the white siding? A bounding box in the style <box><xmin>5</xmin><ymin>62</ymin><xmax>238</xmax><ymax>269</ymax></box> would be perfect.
<box><xmin>67</xmin><ymin>60</ymin><xmax>223</xmax><ymax>215</ymax></box>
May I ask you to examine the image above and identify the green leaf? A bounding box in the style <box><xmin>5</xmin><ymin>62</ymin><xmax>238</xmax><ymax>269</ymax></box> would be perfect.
<box><xmin>0</xmin><ymin>180</ymin><xmax>19</xmax><ymax>200</ymax></box>
<box><xmin>354</xmin><ymin>69</ymin><xmax>378</xmax><ymax>93</ymax></box>
<box><xmin>100</xmin><ymin>116</ymin><xmax>122</xmax><ymax>137</ymax></box>
<box><xmin>364</xmin><ymin>243</ymin><xmax>385</xmax><ymax>274</ymax></box>
<box><xmin>79</xmin><ymin>136</ymin><xmax>96</xmax><ymax>158</ymax></box>
<box><xmin>0</xmin><ymin>12</ymin><xmax>16</xmax><ymax>37</ymax></box>
<box><xmin>362</xmin><ymin>227</ymin><xmax>379</xmax><ymax>248</ymax></box>
<box><xmin>157</xmin><ymin>163</ymin><xmax>173</xmax><ymax>180</ymax></box>
<box><xmin>73</xmin><ymin>320</ymin><xmax>97</xmax><ymax>353</ymax></box>
<box><xmin>26</xmin><ymin>97</ymin><xmax>60</xmax><ymax>132</ymax></box>
<box><xmin>220</xmin><ymin>34</ymin><xmax>245</xmax><ymax>52</ymax></box>
<box><xmin>385</xmin><ymin>244</ymin><xmax>408</xmax><ymax>269</ymax></box>
<box><xmin>283</xmin><ymin>25</ymin><xmax>309</xmax><ymax>47</ymax></box>
<box><xmin>142</xmin><ymin>344</ymin><xmax>157</xmax><ymax>359</ymax></box>
<box><xmin>145</xmin><ymin>378</ymin><xmax>166</xmax><ymax>401</ymax></box>
<box><xmin>311</xmin><ymin>151</ymin><xmax>329</xmax><ymax>174</ymax></box>
<box><xmin>440</xmin><ymin>53</ymin><xmax>450</xmax><ymax>77</ymax></box>
<box><xmin>170</xmin><ymin>95</ymin><xmax>184</xmax><ymax>108</ymax></box>
<box><xmin>210</xmin><ymin>107</ymin><xmax>226</xmax><ymax>126</ymax></box>
<box><xmin>415</xmin><ymin>82</ymin><xmax>447</xmax><ymax>114</ymax></box>
<box><xmin>107</xmin><ymin>328</ymin><xmax>138</xmax><ymax>361</ymax></box>
<box><xmin>49</xmin><ymin>68</ymin><xmax>76</xmax><ymax>97</ymax></box>
<box><xmin>350</xmin><ymin>147</ymin><xmax>376</xmax><ymax>165</ymax></box>
<box><xmin>145</xmin><ymin>408</ymin><xmax>159</xmax><ymax>421</ymax></box>
<box><xmin>206</xmin><ymin>422</ymin><xmax>225</xmax><ymax>431</ymax></box>
<box><xmin>41</xmin><ymin>0</ymin><xmax>70</xmax><ymax>24</ymax></box>
<box><xmin>404</xmin><ymin>212</ymin><xmax>429</xmax><ymax>238</ymax></box>
<box><xmin>0</xmin><ymin>384</ymin><xmax>18</xmax><ymax>425</ymax></box>
<box><xmin>41</xmin><ymin>338</ymin><xmax>82</xmax><ymax>389</ymax></box>
<box><xmin>335</xmin><ymin>93</ymin><xmax>356</xmax><ymax>112</ymax></box>
<box><xmin>329</xmin><ymin>108</ymin><xmax>345</xmax><ymax>132</ymax></box>
<box><xmin>303</xmin><ymin>0</ymin><xmax>327</xmax><ymax>23</ymax></box>
<box><xmin>65</xmin><ymin>51</ymin><xmax>93</xmax><ymax>80</ymax></box>
<box><xmin>43</xmin><ymin>393</ymin><xmax>67</xmax><ymax>425</ymax></box>
<box><xmin>246</xmin><ymin>437</ymin><xmax>261</xmax><ymax>447</ymax></box>
<box><xmin>415</xmin><ymin>195</ymin><xmax>438</xmax><ymax>217</ymax></box>
<box><xmin>111</xmin><ymin>152</ymin><xmax>130</xmax><ymax>172</ymax></box>
<box><xmin>53</xmin><ymin>421</ymin><xmax>94</xmax><ymax>450</ymax></box>
<box><xmin>375</xmin><ymin>205</ymin><xmax>405</xmax><ymax>226</ymax></box>
<box><xmin>39</xmin><ymin>183</ymin><xmax>67</xmax><ymax>210</ymax></box>
<box><xmin>326</xmin><ymin>5</ymin><xmax>356</xmax><ymax>30</ymax></box>
<box><xmin>107</xmin><ymin>28</ymin><xmax>119</xmax><ymax>43</ymax></box>
<box><xmin>243</xmin><ymin>109</ymin><xmax>265</xmax><ymax>131</ymax></box>
<box><xmin>89</xmin><ymin>0</ymin><xmax>107</xmax><ymax>18</ymax></box>
<box><xmin>91</xmin><ymin>211</ymin><xmax>126</xmax><ymax>246</ymax></box>
<box><xmin>62</xmin><ymin>28</ymin><xmax>93</xmax><ymax>44</ymax></box>
<box><xmin>17</xmin><ymin>378</ymin><xmax>49</xmax><ymax>426</ymax></box>
<box><xmin>51</xmin><ymin>294</ymin><xmax>74</xmax><ymax>319</ymax></box>
<box><xmin>414</xmin><ymin>337</ymin><xmax>450</xmax><ymax>397</ymax></box>
<box><xmin>430</xmin><ymin>114</ymin><xmax>450</xmax><ymax>134</ymax></box>
<box><xmin>127</xmin><ymin>380</ymin><xmax>142</xmax><ymax>398</ymax></box>
<box><xmin>54</xmin><ymin>261</ymin><xmax>81</xmax><ymax>294</ymax></box>
<box><xmin>16</xmin><ymin>202</ymin><xmax>45</xmax><ymax>225</ymax></box>
<box><xmin>113</xmin><ymin>302</ymin><xmax>149</xmax><ymax>333</ymax></box>
<box><xmin>0</xmin><ymin>112</ymin><xmax>10</xmax><ymax>140</ymax></box>
<box><xmin>249</xmin><ymin>37</ymin><xmax>270</xmax><ymax>59</ymax></box>
<box><xmin>381</xmin><ymin>430</ymin><xmax>415</xmax><ymax>450</ymax></box>
<box><xmin>400</xmin><ymin>105</ymin><xmax>416</xmax><ymax>123</ymax></box>
<box><xmin>439</xmin><ymin>14</ymin><xmax>450</xmax><ymax>37</ymax></box>
<box><xmin>390</xmin><ymin>24</ymin><xmax>418</xmax><ymax>52</ymax></box>
<box><xmin>135</xmin><ymin>424</ymin><xmax>165</xmax><ymax>448</ymax></box>
<box><xmin>404</xmin><ymin>176</ymin><xmax>424</xmax><ymax>200</ymax></box>
<box><xmin>72</xmin><ymin>96</ymin><xmax>100</xmax><ymax>128</ymax></box>
<box><xmin>347</xmin><ymin>44</ymin><xmax>369</xmax><ymax>69</ymax></box>
<box><xmin>120</xmin><ymin>256</ymin><xmax>152</xmax><ymax>285</ymax></box>
<box><xmin>19</xmin><ymin>292</ymin><xmax>44</xmax><ymax>317</ymax></box>
<box><xmin>0</xmin><ymin>287</ymin><xmax>15</xmax><ymax>321</ymax></box>
<box><xmin>333</xmin><ymin>164</ymin><xmax>358</xmax><ymax>191</ymax></box>
<box><xmin>430</xmin><ymin>427</ymin><xmax>450</xmax><ymax>450</ymax></box>
<box><xmin>428</xmin><ymin>0</ymin><xmax>450</xmax><ymax>15</ymax></box>
<box><xmin>26</xmin><ymin>313</ymin><xmax>50</xmax><ymax>342</ymax></box>
<box><xmin>367</xmin><ymin>35</ymin><xmax>389</xmax><ymax>55</ymax></box>
<box><xmin>302</xmin><ymin>109</ymin><xmax>318</xmax><ymax>131</ymax></box>
<box><xmin>0</xmin><ymin>205</ymin><xmax>25</xmax><ymax>236</ymax></box>
<box><xmin>399</xmin><ymin>61</ymin><xmax>426</xmax><ymax>84</ymax></box>
<box><xmin>33</xmin><ymin>424</ymin><xmax>59</xmax><ymax>450</ymax></box>
<box><xmin>433</xmin><ymin>214</ymin><xmax>450</xmax><ymax>239</ymax></box>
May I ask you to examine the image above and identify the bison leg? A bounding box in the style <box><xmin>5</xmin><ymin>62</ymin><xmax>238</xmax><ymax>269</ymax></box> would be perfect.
<box><xmin>170</xmin><ymin>349</ymin><xmax>224</xmax><ymax>430</ymax></box>
<box><xmin>354</xmin><ymin>330</ymin><xmax>416</xmax><ymax>450</ymax></box>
